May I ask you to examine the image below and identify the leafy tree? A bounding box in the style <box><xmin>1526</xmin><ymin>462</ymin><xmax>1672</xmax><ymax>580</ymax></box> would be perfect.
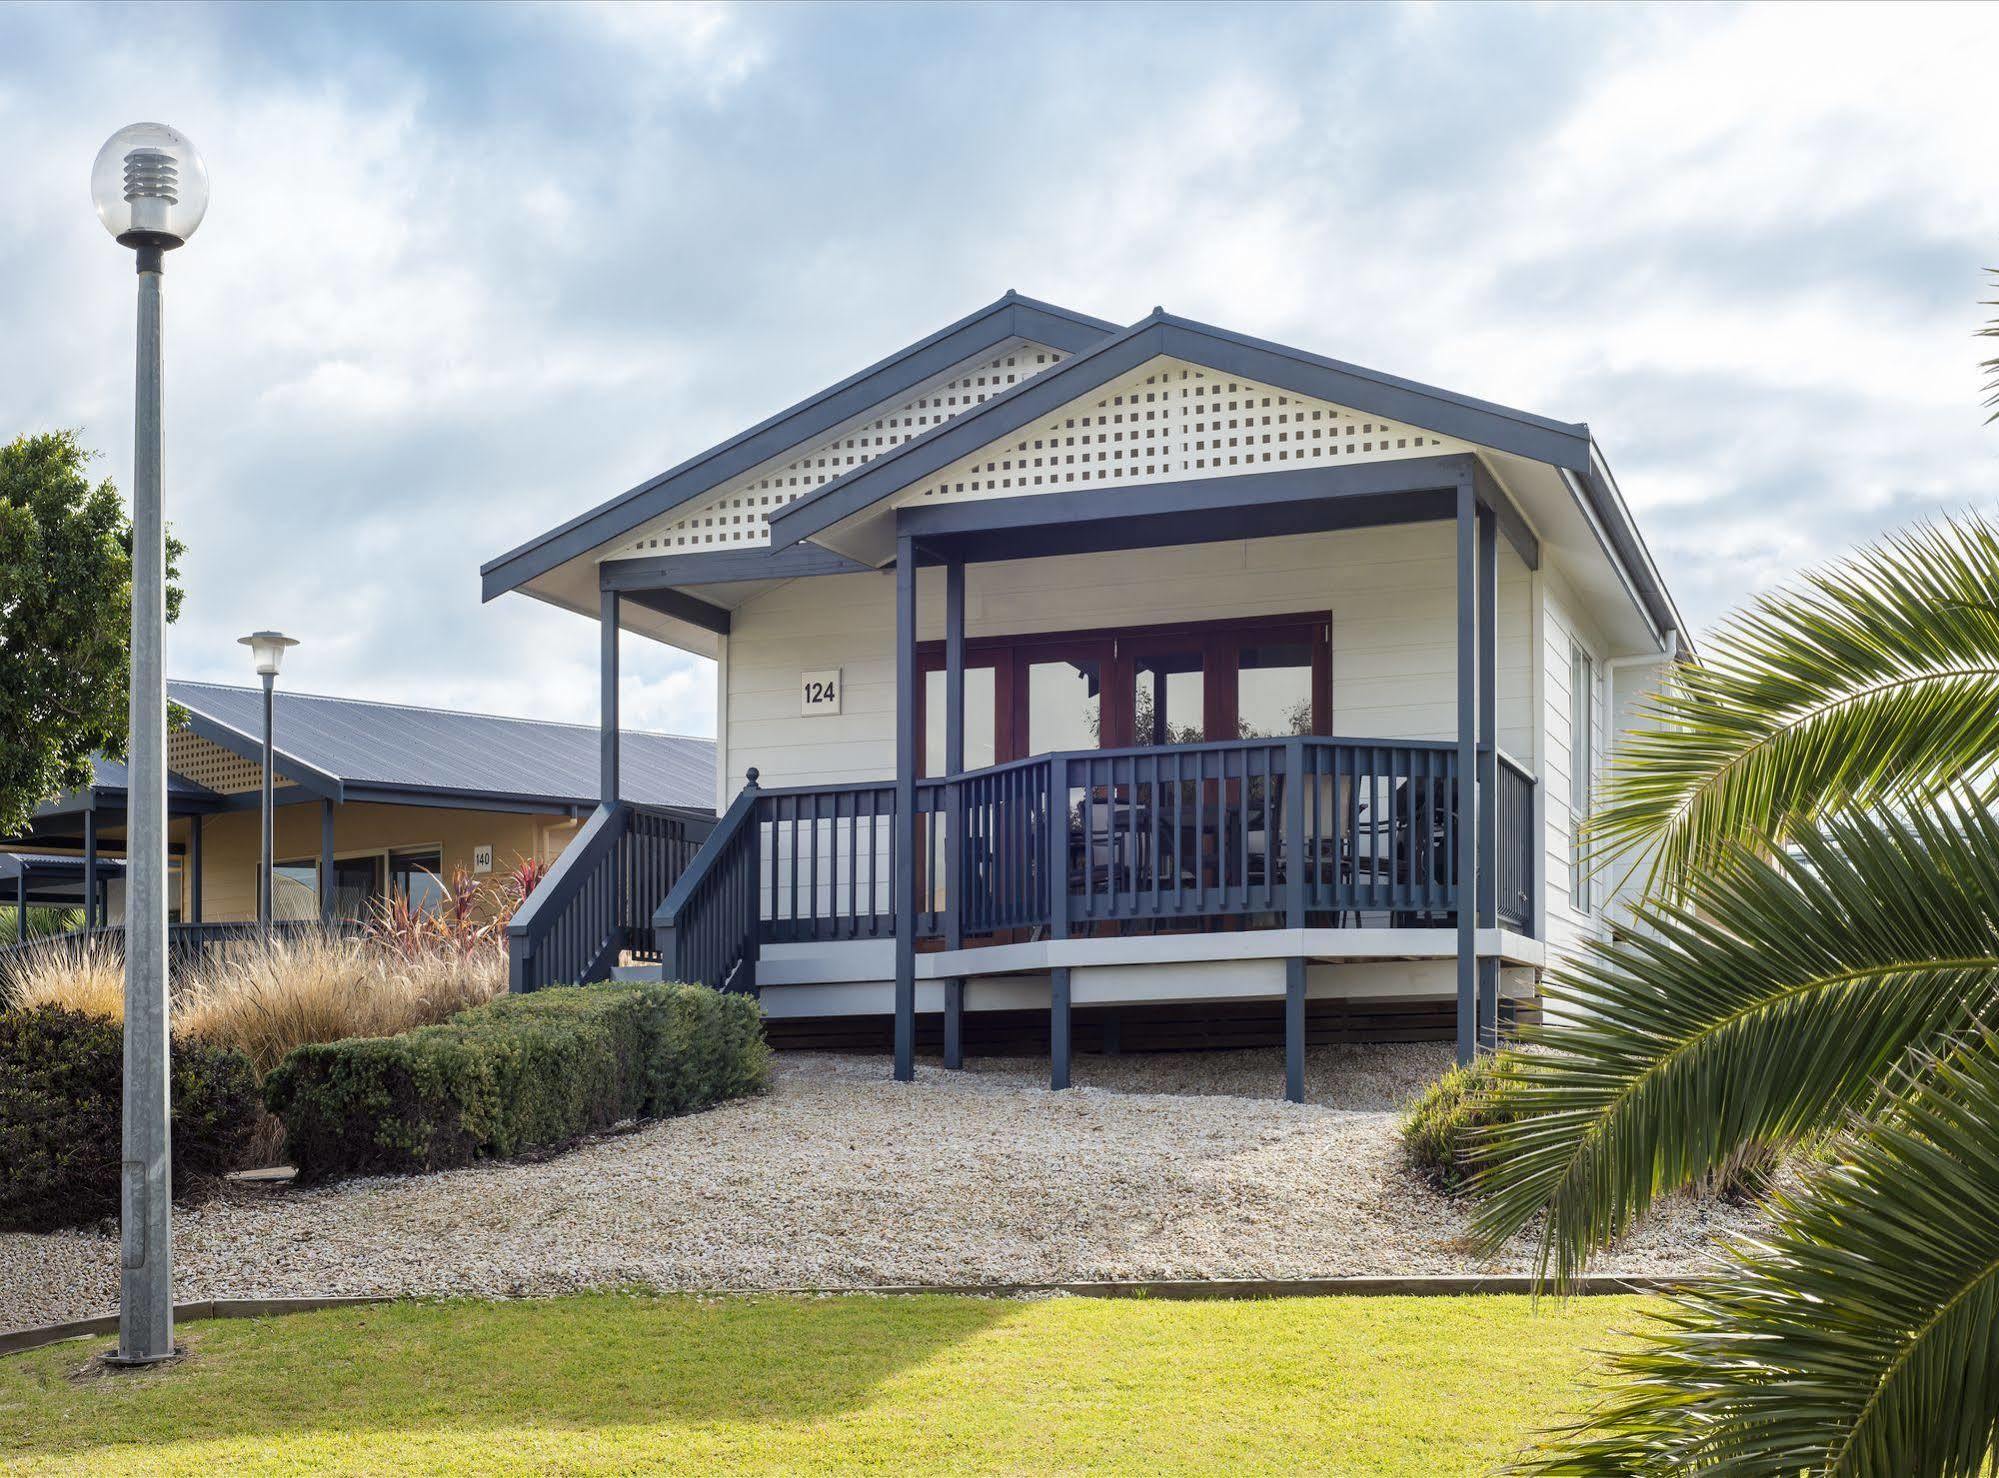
<box><xmin>1468</xmin><ymin>514</ymin><xmax>1999</xmax><ymax>1476</ymax></box>
<box><xmin>0</xmin><ymin>430</ymin><xmax>183</xmax><ymax>837</ymax></box>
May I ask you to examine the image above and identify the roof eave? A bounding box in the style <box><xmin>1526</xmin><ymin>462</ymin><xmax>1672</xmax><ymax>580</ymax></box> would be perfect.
<box><xmin>480</xmin><ymin>292</ymin><xmax>1119</xmax><ymax>601</ymax></box>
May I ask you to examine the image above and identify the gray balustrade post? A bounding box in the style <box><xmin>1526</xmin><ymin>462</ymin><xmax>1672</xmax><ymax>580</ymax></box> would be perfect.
<box><xmin>742</xmin><ymin>768</ymin><xmax>761</xmax><ymax>993</ymax></box>
<box><xmin>1047</xmin><ymin>755</ymin><xmax>1069</xmax><ymax>940</ymax></box>
<box><xmin>1284</xmin><ymin>737</ymin><xmax>1306</xmax><ymax>931</ymax></box>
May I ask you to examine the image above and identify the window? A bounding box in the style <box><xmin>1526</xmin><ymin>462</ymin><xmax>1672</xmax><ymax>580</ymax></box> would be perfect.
<box><xmin>1130</xmin><ymin>648</ymin><xmax>1205</xmax><ymax>746</ymax></box>
<box><xmin>389</xmin><ymin>848</ymin><xmax>447</xmax><ymax>915</ymax></box>
<box><xmin>917</xmin><ymin>614</ymin><xmax>1329</xmax><ymax>766</ymax></box>
<box><xmin>1570</xmin><ymin>643</ymin><xmax>1595</xmax><ymax>913</ymax></box>
<box><xmin>274</xmin><ymin>854</ymin><xmax>385</xmax><ymax>922</ymax></box>
<box><xmin>1235</xmin><ymin>640</ymin><xmax>1316</xmax><ymax>739</ymax></box>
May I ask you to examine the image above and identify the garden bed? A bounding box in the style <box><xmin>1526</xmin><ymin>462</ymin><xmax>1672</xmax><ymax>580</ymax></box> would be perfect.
<box><xmin>0</xmin><ymin>1043</ymin><xmax>1757</xmax><ymax>1333</ymax></box>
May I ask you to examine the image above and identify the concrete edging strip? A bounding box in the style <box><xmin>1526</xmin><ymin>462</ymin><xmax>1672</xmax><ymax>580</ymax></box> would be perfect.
<box><xmin>0</xmin><ymin>1275</ymin><xmax>1687</xmax><ymax>1360</ymax></box>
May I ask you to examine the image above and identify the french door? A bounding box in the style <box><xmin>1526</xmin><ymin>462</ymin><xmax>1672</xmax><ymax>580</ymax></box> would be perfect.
<box><xmin>918</xmin><ymin>613</ymin><xmax>1329</xmax><ymax>774</ymax></box>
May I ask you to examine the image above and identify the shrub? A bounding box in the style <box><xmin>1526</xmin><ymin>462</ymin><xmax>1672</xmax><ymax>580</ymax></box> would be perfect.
<box><xmin>264</xmin><ymin>981</ymin><xmax>769</xmax><ymax>1183</ymax></box>
<box><xmin>1401</xmin><ymin>1052</ymin><xmax>1527</xmax><ymax>1194</ymax></box>
<box><xmin>0</xmin><ymin>1004</ymin><xmax>259</xmax><ymax>1231</ymax></box>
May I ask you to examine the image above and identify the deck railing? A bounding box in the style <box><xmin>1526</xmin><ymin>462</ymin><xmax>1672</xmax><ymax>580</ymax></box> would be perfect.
<box><xmin>507</xmin><ymin>801</ymin><xmax>711</xmax><ymax>992</ymax></box>
<box><xmin>654</xmin><ymin>778</ymin><xmax>764</xmax><ymax>992</ymax></box>
<box><xmin>654</xmin><ymin>735</ymin><xmax>1539</xmax><ymax>982</ymax></box>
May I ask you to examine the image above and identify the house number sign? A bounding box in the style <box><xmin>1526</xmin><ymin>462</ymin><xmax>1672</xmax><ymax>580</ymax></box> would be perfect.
<box><xmin>801</xmin><ymin>668</ymin><xmax>842</xmax><ymax>716</ymax></box>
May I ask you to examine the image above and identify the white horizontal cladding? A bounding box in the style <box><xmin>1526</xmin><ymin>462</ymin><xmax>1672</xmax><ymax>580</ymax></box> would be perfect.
<box><xmin>609</xmin><ymin>338</ymin><xmax>1072</xmax><ymax>559</ymax></box>
<box><xmin>722</xmin><ymin>521</ymin><xmax>1534</xmax><ymax>791</ymax></box>
<box><xmin>889</xmin><ymin>353</ymin><xmax>1471</xmax><ymax>515</ymax></box>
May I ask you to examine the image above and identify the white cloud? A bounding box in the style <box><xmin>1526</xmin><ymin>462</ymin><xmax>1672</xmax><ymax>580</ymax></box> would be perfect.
<box><xmin>4</xmin><ymin>0</ymin><xmax>1997</xmax><ymax>752</ymax></box>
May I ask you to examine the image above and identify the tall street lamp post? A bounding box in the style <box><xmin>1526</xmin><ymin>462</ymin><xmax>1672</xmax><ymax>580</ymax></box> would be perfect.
<box><xmin>239</xmin><ymin>631</ymin><xmax>298</xmax><ymax>943</ymax></box>
<box><xmin>90</xmin><ymin>121</ymin><xmax>208</xmax><ymax>1367</ymax></box>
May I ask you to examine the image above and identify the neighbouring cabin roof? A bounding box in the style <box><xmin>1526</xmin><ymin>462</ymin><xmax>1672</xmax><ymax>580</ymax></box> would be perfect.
<box><xmin>17</xmin><ymin>684</ymin><xmax>716</xmax><ymax>830</ymax></box>
<box><xmin>0</xmin><ymin>852</ymin><xmax>125</xmax><ymax>879</ymax></box>
<box><xmin>483</xmin><ymin>293</ymin><xmax>1688</xmax><ymax>662</ymax></box>
<box><xmin>161</xmin><ymin>681</ymin><xmax>715</xmax><ymax>814</ymax></box>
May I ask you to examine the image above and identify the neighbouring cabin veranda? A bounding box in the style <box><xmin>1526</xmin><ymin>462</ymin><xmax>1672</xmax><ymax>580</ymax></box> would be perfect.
<box><xmin>490</xmin><ymin>293</ymin><xmax>1687</xmax><ymax>1099</ymax></box>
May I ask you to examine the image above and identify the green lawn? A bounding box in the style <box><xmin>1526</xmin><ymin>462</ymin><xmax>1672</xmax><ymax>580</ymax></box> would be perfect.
<box><xmin>0</xmin><ymin>1292</ymin><xmax>1648</xmax><ymax>1475</ymax></box>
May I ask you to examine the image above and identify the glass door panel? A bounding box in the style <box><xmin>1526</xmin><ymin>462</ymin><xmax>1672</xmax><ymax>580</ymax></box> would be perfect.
<box><xmin>1125</xmin><ymin>646</ymin><xmax>1207</xmax><ymax>746</ymax></box>
<box><xmin>1024</xmin><ymin>653</ymin><xmax>1107</xmax><ymax>755</ymax></box>
<box><xmin>1236</xmin><ymin>640</ymin><xmax>1316</xmax><ymax>738</ymax></box>
<box><xmin>922</xmin><ymin>664</ymin><xmax>999</xmax><ymax>777</ymax></box>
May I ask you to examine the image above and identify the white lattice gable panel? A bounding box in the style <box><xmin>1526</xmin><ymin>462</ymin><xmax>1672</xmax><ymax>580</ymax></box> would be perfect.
<box><xmin>169</xmin><ymin>730</ymin><xmax>294</xmax><ymax>795</ymax></box>
<box><xmin>894</xmin><ymin>356</ymin><xmax>1469</xmax><ymax>515</ymax></box>
<box><xmin>608</xmin><ymin>339</ymin><xmax>1071</xmax><ymax>558</ymax></box>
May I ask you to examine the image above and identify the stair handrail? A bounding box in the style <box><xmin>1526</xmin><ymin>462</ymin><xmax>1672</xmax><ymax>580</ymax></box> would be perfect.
<box><xmin>654</xmin><ymin>768</ymin><xmax>761</xmax><ymax>989</ymax></box>
<box><xmin>506</xmin><ymin>800</ymin><xmax>629</xmax><ymax>992</ymax></box>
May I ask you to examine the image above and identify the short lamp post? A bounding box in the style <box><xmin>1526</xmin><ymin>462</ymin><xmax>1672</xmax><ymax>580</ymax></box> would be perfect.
<box><xmin>239</xmin><ymin>631</ymin><xmax>298</xmax><ymax>944</ymax></box>
<box><xmin>91</xmin><ymin>121</ymin><xmax>209</xmax><ymax>1367</ymax></box>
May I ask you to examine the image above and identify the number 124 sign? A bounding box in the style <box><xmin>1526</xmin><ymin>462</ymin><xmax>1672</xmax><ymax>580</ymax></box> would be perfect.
<box><xmin>801</xmin><ymin>669</ymin><xmax>841</xmax><ymax>716</ymax></box>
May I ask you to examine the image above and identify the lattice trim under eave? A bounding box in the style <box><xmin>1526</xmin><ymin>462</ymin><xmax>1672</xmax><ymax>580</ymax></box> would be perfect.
<box><xmin>892</xmin><ymin>354</ymin><xmax>1468</xmax><ymax>512</ymax></box>
<box><xmin>609</xmin><ymin>339</ymin><xmax>1072</xmax><ymax>557</ymax></box>
<box><xmin>169</xmin><ymin>730</ymin><xmax>294</xmax><ymax>795</ymax></box>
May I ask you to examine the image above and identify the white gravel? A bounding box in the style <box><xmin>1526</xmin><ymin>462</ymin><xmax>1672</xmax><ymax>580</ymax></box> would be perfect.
<box><xmin>0</xmin><ymin>1045</ymin><xmax>1757</xmax><ymax>1331</ymax></box>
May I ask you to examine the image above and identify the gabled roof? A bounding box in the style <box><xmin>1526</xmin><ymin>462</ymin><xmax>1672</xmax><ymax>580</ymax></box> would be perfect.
<box><xmin>759</xmin><ymin>306</ymin><xmax>1684</xmax><ymax>651</ymax></box>
<box><xmin>163</xmin><ymin>681</ymin><xmax>715</xmax><ymax>814</ymax></box>
<box><xmin>480</xmin><ymin>291</ymin><xmax>1119</xmax><ymax>603</ymax></box>
<box><xmin>766</xmin><ymin>308</ymin><xmax>1594</xmax><ymax>551</ymax></box>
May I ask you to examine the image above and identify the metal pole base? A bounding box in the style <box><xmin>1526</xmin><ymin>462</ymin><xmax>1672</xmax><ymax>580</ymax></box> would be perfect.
<box><xmin>103</xmin><ymin>1347</ymin><xmax>184</xmax><ymax>1369</ymax></box>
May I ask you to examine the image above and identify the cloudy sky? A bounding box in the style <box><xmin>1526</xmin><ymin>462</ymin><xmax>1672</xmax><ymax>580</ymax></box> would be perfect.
<box><xmin>3</xmin><ymin>2</ymin><xmax>1995</xmax><ymax>736</ymax></box>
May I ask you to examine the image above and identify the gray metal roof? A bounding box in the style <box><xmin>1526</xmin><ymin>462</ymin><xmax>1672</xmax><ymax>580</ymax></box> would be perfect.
<box><xmin>166</xmin><ymin>681</ymin><xmax>714</xmax><ymax>813</ymax></box>
<box><xmin>88</xmin><ymin>757</ymin><xmax>224</xmax><ymax>800</ymax></box>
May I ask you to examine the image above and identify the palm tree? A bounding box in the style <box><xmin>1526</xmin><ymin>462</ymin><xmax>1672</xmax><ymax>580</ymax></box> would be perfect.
<box><xmin>1474</xmin><ymin>515</ymin><xmax>1999</xmax><ymax>1474</ymax></box>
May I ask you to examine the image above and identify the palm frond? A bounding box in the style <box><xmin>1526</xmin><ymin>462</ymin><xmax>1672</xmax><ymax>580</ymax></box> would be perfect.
<box><xmin>1510</xmin><ymin>1035</ymin><xmax>1999</xmax><ymax>1477</ymax></box>
<box><xmin>1587</xmin><ymin>515</ymin><xmax>1999</xmax><ymax>893</ymax></box>
<box><xmin>1473</xmin><ymin>794</ymin><xmax>1999</xmax><ymax>1286</ymax></box>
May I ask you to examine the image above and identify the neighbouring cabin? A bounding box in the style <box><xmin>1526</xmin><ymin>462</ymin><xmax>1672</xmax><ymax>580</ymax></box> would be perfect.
<box><xmin>0</xmin><ymin>682</ymin><xmax>713</xmax><ymax>970</ymax></box>
<box><xmin>487</xmin><ymin>293</ymin><xmax>1685</xmax><ymax>1099</ymax></box>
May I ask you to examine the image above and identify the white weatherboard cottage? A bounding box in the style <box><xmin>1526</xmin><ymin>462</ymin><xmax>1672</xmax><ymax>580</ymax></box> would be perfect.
<box><xmin>487</xmin><ymin>293</ymin><xmax>1683</xmax><ymax>1101</ymax></box>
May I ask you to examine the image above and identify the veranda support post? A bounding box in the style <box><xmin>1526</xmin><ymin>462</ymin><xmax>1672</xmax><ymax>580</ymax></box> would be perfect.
<box><xmin>1455</xmin><ymin>476</ymin><xmax>1479</xmax><ymax>1066</ymax></box>
<box><xmin>943</xmin><ymin>558</ymin><xmax>966</xmax><ymax>1069</ymax></box>
<box><xmin>1476</xmin><ymin>503</ymin><xmax>1500</xmax><ymax>1053</ymax></box>
<box><xmin>893</xmin><ymin>534</ymin><xmax>918</xmax><ymax>1082</ymax></box>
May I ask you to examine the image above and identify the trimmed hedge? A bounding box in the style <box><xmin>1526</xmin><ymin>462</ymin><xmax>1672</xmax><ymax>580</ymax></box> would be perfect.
<box><xmin>0</xmin><ymin>1005</ymin><xmax>260</xmax><ymax>1232</ymax></box>
<box><xmin>264</xmin><ymin>981</ymin><xmax>769</xmax><ymax>1182</ymax></box>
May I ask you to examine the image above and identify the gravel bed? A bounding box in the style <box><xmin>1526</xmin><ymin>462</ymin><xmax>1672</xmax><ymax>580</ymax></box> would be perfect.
<box><xmin>0</xmin><ymin>1045</ymin><xmax>1758</xmax><ymax>1331</ymax></box>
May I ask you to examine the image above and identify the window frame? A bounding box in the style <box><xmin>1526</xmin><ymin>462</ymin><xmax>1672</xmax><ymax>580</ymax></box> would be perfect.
<box><xmin>917</xmin><ymin>611</ymin><xmax>1331</xmax><ymax>769</ymax></box>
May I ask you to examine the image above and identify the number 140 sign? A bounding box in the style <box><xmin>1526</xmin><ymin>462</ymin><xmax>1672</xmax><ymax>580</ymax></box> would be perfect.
<box><xmin>800</xmin><ymin>669</ymin><xmax>841</xmax><ymax>716</ymax></box>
